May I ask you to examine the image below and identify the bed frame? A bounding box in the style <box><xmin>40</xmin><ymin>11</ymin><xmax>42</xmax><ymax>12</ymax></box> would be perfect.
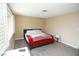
<box><xmin>23</xmin><ymin>29</ymin><xmax>54</xmax><ymax>50</ymax></box>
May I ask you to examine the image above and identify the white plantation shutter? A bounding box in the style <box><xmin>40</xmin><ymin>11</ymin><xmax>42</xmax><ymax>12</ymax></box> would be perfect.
<box><xmin>0</xmin><ymin>3</ymin><xmax>9</xmax><ymax>55</ymax></box>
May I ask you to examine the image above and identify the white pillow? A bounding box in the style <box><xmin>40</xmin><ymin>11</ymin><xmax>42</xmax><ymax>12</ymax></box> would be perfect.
<box><xmin>26</xmin><ymin>30</ymin><xmax>43</xmax><ymax>35</ymax></box>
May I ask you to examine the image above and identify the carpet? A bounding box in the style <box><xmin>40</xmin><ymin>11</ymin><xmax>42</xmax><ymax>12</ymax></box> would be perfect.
<box><xmin>15</xmin><ymin>40</ymin><xmax>79</xmax><ymax>56</ymax></box>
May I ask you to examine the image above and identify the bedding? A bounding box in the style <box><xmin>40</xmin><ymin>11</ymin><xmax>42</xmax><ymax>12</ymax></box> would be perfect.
<box><xmin>24</xmin><ymin>29</ymin><xmax>55</xmax><ymax>49</ymax></box>
<box><xmin>27</xmin><ymin>34</ymin><xmax>53</xmax><ymax>42</ymax></box>
<box><xmin>27</xmin><ymin>34</ymin><xmax>54</xmax><ymax>46</ymax></box>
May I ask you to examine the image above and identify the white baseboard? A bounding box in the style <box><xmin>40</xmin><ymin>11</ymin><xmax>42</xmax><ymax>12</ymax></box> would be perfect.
<box><xmin>59</xmin><ymin>40</ymin><xmax>79</xmax><ymax>49</ymax></box>
<box><xmin>15</xmin><ymin>38</ymin><xmax>24</xmax><ymax>40</ymax></box>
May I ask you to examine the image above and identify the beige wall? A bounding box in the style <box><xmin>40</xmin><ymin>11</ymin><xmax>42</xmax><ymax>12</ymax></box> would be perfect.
<box><xmin>7</xmin><ymin>34</ymin><xmax>15</xmax><ymax>51</ymax></box>
<box><xmin>45</xmin><ymin>12</ymin><xmax>79</xmax><ymax>49</ymax></box>
<box><xmin>15</xmin><ymin>15</ymin><xmax>45</xmax><ymax>39</ymax></box>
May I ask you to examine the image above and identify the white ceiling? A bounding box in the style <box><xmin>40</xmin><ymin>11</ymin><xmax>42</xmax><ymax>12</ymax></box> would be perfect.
<box><xmin>9</xmin><ymin>3</ymin><xmax>79</xmax><ymax>18</ymax></box>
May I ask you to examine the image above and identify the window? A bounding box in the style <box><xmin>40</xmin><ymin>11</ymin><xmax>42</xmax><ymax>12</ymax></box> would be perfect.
<box><xmin>0</xmin><ymin>3</ymin><xmax>15</xmax><ymax>55</ymax></box>
<box><xmin>0</xmin><ymin>3</ymin><xmax>9</xmax><ymax>55</ymax></box>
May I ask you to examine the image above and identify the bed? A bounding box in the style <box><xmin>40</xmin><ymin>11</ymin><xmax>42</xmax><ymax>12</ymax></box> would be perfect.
<box><xmin>24</xmin><ymin>29</ymin><xmax>55</xmax><ymax>50</ymax></box>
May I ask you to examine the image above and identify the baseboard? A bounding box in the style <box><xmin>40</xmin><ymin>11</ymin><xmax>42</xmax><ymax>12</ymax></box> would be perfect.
<box><xmin>15</xmin><ymin>38</ymin><xmax>24</xmax><ymax>40</ymax></box>
<box><xmin>59</xmin><ymin>40</ymin><xmax>79</xmax><ymax>49</ymax></box>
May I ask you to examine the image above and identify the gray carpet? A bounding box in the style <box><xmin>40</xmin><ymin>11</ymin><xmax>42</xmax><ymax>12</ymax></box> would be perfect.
<box><xmin>14</xmin><ymin>39</ymin><xmax>79</xmax><ymax>56</ymax></box>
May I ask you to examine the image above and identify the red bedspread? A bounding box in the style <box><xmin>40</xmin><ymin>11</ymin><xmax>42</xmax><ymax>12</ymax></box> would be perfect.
<box><xmin>31</xmin><ymin>34</ymin><xmax>53</xmax><ymax>41</ymax></box>
<box><xmin>26</xmin><ymin>34</ymin><xmax>54</xmax><ymax>46</ymax></box>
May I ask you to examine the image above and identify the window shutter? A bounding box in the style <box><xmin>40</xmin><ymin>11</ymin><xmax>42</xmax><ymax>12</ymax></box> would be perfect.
<box><xmin>0</xmin><ymin>3</ymin><xmax>9</xmax><ymax>55</ymax></box>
